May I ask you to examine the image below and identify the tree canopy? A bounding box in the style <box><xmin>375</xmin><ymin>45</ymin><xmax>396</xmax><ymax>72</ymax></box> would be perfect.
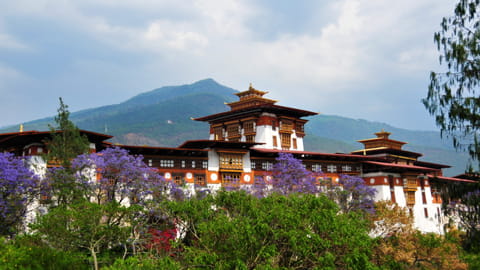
<box><xmin>424</xmin><ymin>0</ymin><xmax>480</xmax><ymax>164</ymax></box>
<box><xmin>0</xmin><ymin>152</ymin><xmax>38</xmax><ymax>236</ymax></box>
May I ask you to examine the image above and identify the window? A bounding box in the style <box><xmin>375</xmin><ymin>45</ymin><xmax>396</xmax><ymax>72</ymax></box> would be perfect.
<box><xmin>246</xmin><ymin>135</ymin><xmax>255</xmax><ymax>143</ymax></box>
<box><xmin>251</xmin><ymin>162</ymin><xmax>256</xmax><ymax>169</ymax></box>
<box><xmin>292</xmin><ymin>138</ymin><xmax>297</xmax><ymax>149</ymax></box>
<box><xmin>280</xmin><ymin>120</ymin><xmax>293</xmax><ymax>132</ymax></box>
<box><xmin>424</xmin><ymin>208</ymin><xmax>429</xmax><ymax>218</ymax></box>
<box><xmin>221</xmin><ymin>173</ymin><xmax>240</xmax><ymax>187</ymax></box>
<box><xmin>296</xmin><ymin>122</ymin><xmax>304</xmax><ymax>133</ymax></box>
<box><xmin>262</xmin><ymin>162</ymin><xmax>273</xmax><ymax>171</ymax></box>
<box><xmin>327</xmin><ymin>165</ymin><xmax>337</xmax><ymax>173</ymax></box>
<box><xmin>148</xmin><ymin>159</ymin><xmax>152</xmax><ymax>167</ymax></box>
<box><xmin>160</xmin><ymin>160</ymin><xmax>174</xmax><ymax>168</ymax></box>
<box><xmin>280</xmin><ymin>133</ymin><xmax>291</xmax><ymax>149</ymax></box>
<box><xmin>271</xmin><ymin>120</ymin><xmax>276</xmax><ymax>131</ymax></box>
<box><xmin>227</xmin><ymin>125</ymin><xmax>240</xmax><ymax>138</ymax></box>
<box><xmin>194</xmin><ymin>175</ymin><xmax>206</xmax><ymax>187</ymax></box>
<box><xmin>254</xmin><ymin>176</ymin><xmax>265</xmax><ymax>186</ymax></box>
<box><xmin>312</xmin><ymin>164</ymin><xmax>322</xmax><ymax>172</ymax></box>
<box><xmin>389</xmin><ymin>176</ymin><xmax>396</xmax><ymax>203</ymax></box>
<box><xmin>273</xmin><ymin>136</ymin><xmax>278</xmax><ymax>147</ymax></box>
<box><xmin>219</xmin><ymin>153</ymin><xmax>243</xmax><ymax>170</ymax></box>
<box><xmin>243</xmin><ymin>121</ymin><xmax>255</xmax><ymax>134</ymax></box>
<box><xmin>407</xmin><ymin>192</ymin><xmax>416</xmax><ymax>205</ymax></box>
<box><xmin>192</xmin><ymin>161</ymin><xmax>196</xmax><ymax>168</ymax></box>
<box><xmin>214</xmin><ymin>126</ymin><xmax>224</xmax><ymax>140</ymax></box>
<box><xmin>181</xmin><ymin>160</ymin><xmax>186</xmax><ymax>168</ymax></box>
<box><xmin>173</xmin><ymin>175</ymin><xmax>184</xmax><ymax>186</ymax></box>
<box><xmin>202</xmin><ymin>161</ymin><xmax>208</xmax><ymax>169</ymax></box>
<box><xmin>341</xmin><ymin>165</ymin><xmax>352</xmax><ymax>172</ymax></box>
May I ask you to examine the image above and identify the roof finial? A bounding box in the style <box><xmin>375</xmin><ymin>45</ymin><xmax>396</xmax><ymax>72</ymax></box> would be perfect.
<box><xmin>249</xmin><ymin>83</ymin><xmax>253</xmax><ymax>90</ymax></box>
<box><xmin>19</xmin><ymin>124</ymin><xmax>24</xmax><ymax>133</ymax></box>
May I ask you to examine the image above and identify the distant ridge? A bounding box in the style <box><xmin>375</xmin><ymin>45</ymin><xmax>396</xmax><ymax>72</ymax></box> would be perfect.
<box><xmin>0</xmin><ymin>79</ymin><xmax>469</xmax><ymax>176</ymax></box>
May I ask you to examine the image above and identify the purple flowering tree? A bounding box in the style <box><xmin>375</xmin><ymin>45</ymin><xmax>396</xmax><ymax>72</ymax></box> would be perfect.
<box><xmin>72</xmin><ymin>147</ymin><xmax>169</xmax><ymax>205</ymax></box>
<box><xmin>0</xmin><ymin>152</ymin><xmax>38</xmax><ymax>236</ymax></box>
<box><xmin>36</xmin><ymin>147</ymin><xmax>175</xmax><ymax>268</ymax></box>
<box><xmin>269</xmin><ymin>152</ymin><xmax>318</xmax><ymax>196</ymax></box>
<box><xmin>327</xmin><ymin>174</ymin><xmax>377</xmax><ymax>214</ymax></box>
<box><xmin>252</xmin><ymin>153</ymin><xmax>376</xmax><ymax>214</ymax></box>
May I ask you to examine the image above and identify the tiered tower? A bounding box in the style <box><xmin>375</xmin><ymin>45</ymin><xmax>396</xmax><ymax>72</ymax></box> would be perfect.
<box><xmin>194</xmin><ymin>84</ymin><xmax>317</xmax><ymax>151</ymax></box>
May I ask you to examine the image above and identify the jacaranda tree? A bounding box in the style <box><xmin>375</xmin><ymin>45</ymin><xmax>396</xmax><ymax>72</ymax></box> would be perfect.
<box><xmin>269</xmin><ymin>152</ymin><xmax>318</xmax><ymax>195</ymax></box>
<box><xmin>265</xmin><ymin>153</ymin><xmax>376</xmax><ymax>214</ymax></box>
<box><xmin>0</xmin><ymin>152</ymin><xmax>38</xmax><ymax>236</ymax></box>
<box><xmin>334</xmin><ymin>174</ymin><xmax>377</xmax><ymax>214</ymax></box>
<box><xmin>36</xmin><ymin>147</ymin><xmax>173</xmax><ymax>269</ymax></box>
<box><xmin>72</xmin><ymin>147</ymin><xmax>168</xmax><ymax>205</ymax></box>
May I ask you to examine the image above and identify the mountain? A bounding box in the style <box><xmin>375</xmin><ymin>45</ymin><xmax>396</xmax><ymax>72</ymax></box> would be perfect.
<box><xmin>0</xmin><ymin>78</ymin><xmax>470</xmax><ymax>176</ymax></box>
<box><xmin>4</xmin><ymin>79</ymin><xmax>237</xmax><ymax>146</ymax></box>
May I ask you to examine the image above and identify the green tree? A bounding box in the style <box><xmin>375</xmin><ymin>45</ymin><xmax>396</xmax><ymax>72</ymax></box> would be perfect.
<box><xmin>43</xmin><ymin>98</ymin><xmax>90</xmax><ymax>206</ymax></box>
<box><xmin>161</xmin><ymin>191</ymin><xmax>376</xmax><ymax>269</ymax></box>
<box><xmin>32</xmin><ymin>201</ymin><xmax>132</xmax><ymax>270</ymax></box>
<box><xmin>45</xmin><ymin>97</ymin><xmax>90</xmax><ymax>167</ymax></box>
<box><xmin>424</xmin><ymin>0</ymin><xmax>480</xmax><ymax>254</ymax></box>
<box><xmin>424</xmin><ymin>0</ymin><xmax>480</xmax><ymax>163</ymax></box>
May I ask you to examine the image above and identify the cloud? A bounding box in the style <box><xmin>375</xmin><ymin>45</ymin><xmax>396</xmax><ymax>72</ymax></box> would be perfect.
<box><xmin>0</xmin><ymin>33</ymin><xmax>29</xmax><ymax>50</ymax></box>
<box><xmin>0</xmin><ymin>63</ymin><xmax>24</xmax><ymax>86</ymax></box>
<box><xmin>0</xmin><ymin>0</ymin><xmax>455</xmax><ymax>130</ymax></box>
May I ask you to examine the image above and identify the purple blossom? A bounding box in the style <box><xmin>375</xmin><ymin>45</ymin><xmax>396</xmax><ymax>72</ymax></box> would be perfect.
<box><xmin>247</xmin><ymin>153</ymin><xmax>376</xmax><ymax>214</ymax></box>
<box><xmin>72</xmin><ymin>147</ymin><xmax>170</xmax><ymax>205</ymax></box>
<box><xmin>269</xmin><ymin>152</ymin><xmax>318</xmax><ymax>196</ymax></box>
<box><xmin>0</xmin><ymin>152</ymin><xmax>39</xmax><ymax>236</ymax></box>
<box><xmin>335</xmin><ymin>174</ymin><xmax>376</xmax><ymax>214</ymax></box>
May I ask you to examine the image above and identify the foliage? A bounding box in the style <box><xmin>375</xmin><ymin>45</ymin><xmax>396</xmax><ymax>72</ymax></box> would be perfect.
<box><xmin>0</xmin><ymin>235</ymin><xmax>87</xmax><ymax>270</ymax></box>
<box><xmin>445</xmin><ymin>188</ymin><xmax>480</xmax><ymax>251</ymax></box>
<box><xmin>72</xmin><ymin>147</ymin><xmax>169</xmax><ymax>205</ymax></box>
<box><xmin>372</xmin><ymin>201</ymin><xmax>467</xmax><ymax>269</ymax></box>
<box><xmin>373</xmin><ymin>230</ymin><xmax>468</xmax><ymax>270</ymax></box>
<box><xmin>370</xmin><ymin>201</ymin><xmax>413</xmax><ymax>238</ymax></box>
<box><xmin>327</xmin><ymin>174</ymin><xmax>377</xmax><ymax>214</ymax></box>
<box><xmin>424</xmin><ymin>0</ymin><xmax>480</xmax><ymax>163</ymax></box>
<box><xmin>42</xmin><ymin>98</ymin><xmax>91</xmax><ymax>206</ymax></box>
<box><xmin>268</xmin><ymin>152</ymin><xmax>318</xmax><ymax>195</ymax></box>
<box><xmin>45</xmin><ymin>97</ymin><xmax>90</xmax><ymax>167</ymax></box>
<box><xmin>103</xmin><ymin>255</ymin><xmax>180</xmax><ymax>270</ymax></box>
<box><xmin>0</xmin><ymin>152</ymin><xmax>38</xmax><ymax>236</ymax></box>
<box><xmin>36</xmin><ymin>147</ymin><xmax>174</xmax><ymax>269</ymax></box>
<box><xmin>162</xmin><ymin>191</ymin><xmax>377</xmax><ymax>269</ymax></box>
<box><xmin>32</xmin><ymin>200</ymin><xmax>132</xmax><ymax>270</ymax></box>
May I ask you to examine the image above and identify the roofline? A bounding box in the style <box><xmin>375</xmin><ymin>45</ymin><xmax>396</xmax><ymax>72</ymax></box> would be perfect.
<box><xmin>357</xmin><ymin>138</ymin><xmax>407</xmax><ymax>145</ymax></box>
<box><xmin>362</xmin><ymin>160</ymin><xmax>437</xmax><ymax>171</ymax></box>
<box><xmin>178</xmin><ymin>140</ymin><xmax>261</xmax><ymax>149</ymax></box>
<box><xmin>428</xmin><ymin>174</ymin><xmax>476</xmax><ymax>183</ymax></box>
<box><xmin>194</xmin><ymin>104</ymin><xmax>317</xmax><ymax>122</ymax></box>
<box><xmin>414</xmin><ymin>160</ymin><xmax>450</xmax><ymax>169</ymax></box>
<box><xmin>351</xmin><ymin>147</ymin><xmax>423</xmax><ymax>157</ymax></box>
<box><xmin>251</xmin><ymin>148</ymin><xmax>381</xmax><ymax>160</ymax></box>
<box><xmin>109</xmin><ymin>143</ymin><xmax>209</xmax><ymax>152</ymax></box>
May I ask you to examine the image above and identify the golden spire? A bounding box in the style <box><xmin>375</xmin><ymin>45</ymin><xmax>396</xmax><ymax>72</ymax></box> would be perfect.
<box><xmin>19</xmin><ymin>124</ymin><xmax>24</xmax><ymax>133</ymax></box>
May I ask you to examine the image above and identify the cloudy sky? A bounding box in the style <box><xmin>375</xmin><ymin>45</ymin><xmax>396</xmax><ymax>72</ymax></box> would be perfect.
<box><xmin>0</xmin><ymin>0</ymin><xmax>455</xmax><ymax>131</ymax></box>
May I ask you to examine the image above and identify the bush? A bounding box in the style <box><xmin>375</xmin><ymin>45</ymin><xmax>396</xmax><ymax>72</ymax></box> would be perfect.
<box><xmin>0</xmin><ymin>235</ymin><xmax>88</xmax><ymax>270</ymax></box>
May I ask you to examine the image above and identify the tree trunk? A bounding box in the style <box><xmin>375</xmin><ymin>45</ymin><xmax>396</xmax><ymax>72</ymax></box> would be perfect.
<box><xmin>90</xmin><ymin>246</ymin><xmax>99</xmax><ymax>270</ymax></box>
